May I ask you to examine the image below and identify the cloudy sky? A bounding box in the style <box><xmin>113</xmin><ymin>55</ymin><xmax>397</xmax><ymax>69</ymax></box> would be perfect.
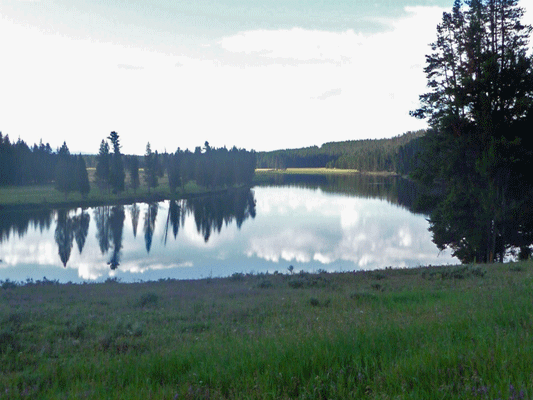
<box><xmin>1</xmin><ymin>0</ymin><xmax>532</xmax><ymax>155</ymax></box>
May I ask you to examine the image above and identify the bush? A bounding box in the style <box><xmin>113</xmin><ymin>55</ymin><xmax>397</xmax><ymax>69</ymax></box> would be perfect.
<box><xmin>230</xmin><ymin>272</ymin><xmax>245</xmax><ymax>281</ymax></box>
<box><xmin>135</xmin><ymin>292</ymin><xmax>159</xmax><ymax>308</ymax></box>
<box><xmin>257</xmin><ymin>280</ymin><xmax>273</xmax><ymax>289</ymax></box>
<box><xmin>1</xmin><ymin>279</ymin><xmax>17</xmax><ymax>289</ymax></box>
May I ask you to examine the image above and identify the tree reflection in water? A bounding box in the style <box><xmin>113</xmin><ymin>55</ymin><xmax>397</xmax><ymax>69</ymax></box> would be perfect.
<box><xmin>1</xmin><ymin>188</ymin><xmax>256</xmax><ymax>270</ymax></box>
<box><xmin>108</xmin><ymin>205</ymin><xmax>125</xmax><ymax>270</ymax></box>
<box><xmin>73</xmin><ymin>211</ymin><xmax>90</xmax><ymax>254</ymax></box>
<box><xmin>55</xmin><ymin>209</ymin><xmax>74</xmax><ymax>267</ymax></box>
<box><xmin>94</xmin><ymin>206</ymin><xmax>111</xmax><ymax>255</ymax></box>
<box><xmin>163</xmin><ymin>199</ymin><xmax>183</xmax><ymax>245</ymax></box>
<box><xmin>185</xmin><ymin>189</ymin><xmax>256</xmax><ymax>242</ymax></box>
<box><xmin>129</xmin><ymin>203</ymin><xmax>140</xmax><ymax>238</ymax></box>
<box><xmin>144</xmin><ymin>203</ymin><xmax>158</xmax><ymax>254</ymax></box>
<box><xmin>54</xmin><ymin>209</ymin><xmax>90</xmax><ymax>267</ymax></box>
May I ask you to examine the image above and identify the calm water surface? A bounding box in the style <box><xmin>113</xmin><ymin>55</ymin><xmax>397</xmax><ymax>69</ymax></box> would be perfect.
<box><xmin>0</xmin><ymin>175</ymin><xmax>458</xmax><ymax>283</ymax></box>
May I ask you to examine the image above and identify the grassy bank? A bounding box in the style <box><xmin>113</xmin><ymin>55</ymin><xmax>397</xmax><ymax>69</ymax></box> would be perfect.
<box><xmin>2</xmin><ymin>262</ymin><xmax>533</xmax><ymax>399</ymax></box>
<box><xmin>255</xmin><ymin>168</ymin><xmax>399</xmax><ymax>176</ymax></box>
<box><xmin>0</xmin><ymin>168</ymin><xmax>396</xmax><ymax>209</ymax></box>
<box><xmin>0</xmin><ymin>169</ymin><xmax>243</xmax><ymax>210</ymax></box>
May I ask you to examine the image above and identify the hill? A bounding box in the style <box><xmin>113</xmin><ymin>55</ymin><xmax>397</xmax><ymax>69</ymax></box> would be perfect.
<box><xmin>256</xmin><ymin>130</ymin><xmax>426</xmax><ymax>174</ymax></box>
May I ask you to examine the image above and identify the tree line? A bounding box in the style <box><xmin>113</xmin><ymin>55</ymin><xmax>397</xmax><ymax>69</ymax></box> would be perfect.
<box><xmin>0</xmin><ymin>133</ymin><xmax>58</xmax><ymax>186</ymax></box>
<box><xmin>255</xmin><ymin>130</ymin><xmax>426</xmax><ymax>174</ymax></box>
<box><xmin>0</xmin><ymin>131</ymin><xmax>256</xmax><ymax>199</ymax></box>
<box><xmin>0</xmin><ymin>133</ymin><xmax>90</xmax><ymax>198</ymax></box>
<box><xmin>94</xmin><ymin>136</ymin><xmax>256</xmax><ymax>196</ymax></box>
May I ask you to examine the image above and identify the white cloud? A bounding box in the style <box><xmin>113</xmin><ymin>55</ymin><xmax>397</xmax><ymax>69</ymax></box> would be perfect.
<box><xmin>1</xmin><ymin>6</ymin><xmax>448</xmax><ymax>153</ymax></box>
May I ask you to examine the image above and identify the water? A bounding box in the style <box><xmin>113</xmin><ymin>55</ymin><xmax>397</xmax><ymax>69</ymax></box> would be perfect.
<box><xmin>0</xmin><ymin>175</ymin><xmax>458</xmax><ymax>283</ymax></box>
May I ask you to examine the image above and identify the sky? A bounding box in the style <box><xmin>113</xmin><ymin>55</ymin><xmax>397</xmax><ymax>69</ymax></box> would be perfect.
<box><xmin>1</xmin><ymin>0</ymin><xmax>532</xmax><ymax>155</ymax></box>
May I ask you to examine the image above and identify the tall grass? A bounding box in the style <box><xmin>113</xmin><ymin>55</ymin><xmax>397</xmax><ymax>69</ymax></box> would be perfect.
<box><xmin>1</xmin><ymin>262</ymin><xmax>532</xmax><ymax>398</ymax></box>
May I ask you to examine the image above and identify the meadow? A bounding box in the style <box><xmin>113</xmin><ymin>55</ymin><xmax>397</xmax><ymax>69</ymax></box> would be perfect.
<box><xmin>0</xmin><ymin>168</ymin><xmax>381</xmax><ymax>209</ymax></box>
<box><xmin>0</xmin><ymin>168</ymin><xmax>218</xmax><ymax>210</ymax></box>
<box><xmin>1</xmin><ymin>262</ymin><xmax>533</xmax><ymax>399</ymax></box>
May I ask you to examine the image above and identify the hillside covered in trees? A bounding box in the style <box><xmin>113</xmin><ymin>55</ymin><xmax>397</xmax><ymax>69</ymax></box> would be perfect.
<box><xmin>255</xmin><ymin>130</ymin><xmax>425</xmax><ymax>174</ymax></box>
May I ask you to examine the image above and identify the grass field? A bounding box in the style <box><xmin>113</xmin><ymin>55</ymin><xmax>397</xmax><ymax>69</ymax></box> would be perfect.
<box><xmin>2</xmin><ymin>262</ymin><xmax>533</xmax><ymax>399</ymax></box>
<box><xmin>0</xmin><ymin>169</ymin><xmax>228</xmax><ymax>209</ymax></box>
<box><xmin>255</xmin><ymin>168</ymin><xmax>400</xmax><ymax>176</ymax></box>
<box><xmin>0</xmin><ymin>168</ymin><xmax>396</xmax><ymax>209</ymax></box>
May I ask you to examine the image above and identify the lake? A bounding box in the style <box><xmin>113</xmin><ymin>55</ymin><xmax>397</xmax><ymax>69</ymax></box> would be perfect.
<box><xmin>0</xmin><ymin>174</ymin><xmax>458</xmax><ymax>283</ymax></box>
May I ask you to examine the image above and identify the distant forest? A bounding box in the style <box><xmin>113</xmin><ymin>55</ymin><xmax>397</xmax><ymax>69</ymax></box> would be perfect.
<box><xmin>256</xmin><ymin>130</ymin><xmax>426</xmax><ymax>174</ymax></box>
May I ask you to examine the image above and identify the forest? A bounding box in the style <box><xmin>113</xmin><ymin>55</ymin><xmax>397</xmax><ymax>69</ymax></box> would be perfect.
<box><xmin>255</xmin><ymin>130</ymin><xmax>425</xmax><ymax>174</ymax></box>
<box><xmin>0</xmin><ymin>132</ymin><xmax>256</xmax><ymax>199</ymax></box>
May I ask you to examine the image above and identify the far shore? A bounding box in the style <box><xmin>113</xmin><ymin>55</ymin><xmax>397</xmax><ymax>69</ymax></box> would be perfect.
<box><xmin>0</xmin><ymin>181</ymin><xmax>250</xmax><ymax>212</ymax></box>
<box><xmin>255</xmin><ymin>167</ymin><xmax>400</xmax><ymax>176</ymax></box>
<box><xmin>0</xmin><ymin>168</ymin><xmax>403</xmax><ymax>211</ymax></box>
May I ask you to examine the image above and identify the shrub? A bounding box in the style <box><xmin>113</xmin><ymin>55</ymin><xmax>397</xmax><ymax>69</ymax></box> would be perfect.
<box><xmin>230</xmin><ymin>272</ymin><xmax>245</xmax><ymax>281</ymax></box>
<box><xmin>135</xmin><ymin>292</ymin><xmax>159</xmax><ymax>308</ymax></box>
<box><xmin>1</xmin><ymin>279</ymin><xmax>17</xmax><ymax>289</ymax></box>
<box><xmin>257</xmin><ymin>280</ymin><xmax>273</xmax><ymax>289</ymax></box>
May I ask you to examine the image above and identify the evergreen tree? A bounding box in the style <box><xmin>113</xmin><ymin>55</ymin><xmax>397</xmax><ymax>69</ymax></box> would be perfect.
<box><xmin>108</xmin><ymin>131</ymin><xmax>125</xmax><ymax>193</ymax></box>
<box><xmin>168</xmin><ymin>150</ymin><xmax>182</xmax><ymax>193</ymax></box>
<box><xmin>55</xmin><ymin>142</ymin><xmax>76</xmax><ymax>198</ymax></box>
<box><xmin>411</xmin><ymin>0</ymin><xmax>533</xmax><ymax>262</ymax></box>
<box><xmin>76</xmin><ymin>155</ymin><xmax>90</xmax><ymax>197</ymax></box>
<box><xmin>95</xmin><ymin>139</ymin><xmax>111</xmax><ymax>191</ymax></box>
<box><xmin>126</xmin><ymin>156</ymin><xmax>140</xmax><ymax>193</ymax></box>
<box><xmin>144</xmin><ymin>142</ymin><xmax>158</xmax><ymax>193</ymax></box>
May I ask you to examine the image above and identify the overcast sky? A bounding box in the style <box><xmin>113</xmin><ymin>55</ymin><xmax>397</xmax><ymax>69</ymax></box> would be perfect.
<box><xmin>1</xmin><ymin>0</ymin><xmax>532</xmax><ymax>155</ymax></box>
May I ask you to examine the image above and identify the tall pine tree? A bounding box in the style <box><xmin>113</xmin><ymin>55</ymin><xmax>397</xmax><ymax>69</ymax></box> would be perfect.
<box><xmin>411</xmin><ymin>0</ymin><xmax>533</xmax><ymax>262</ymax></box>
<box><xmin>108</xmin><ymin>131</ymin><xmax>125</xmax><ymax>193</ymax></box>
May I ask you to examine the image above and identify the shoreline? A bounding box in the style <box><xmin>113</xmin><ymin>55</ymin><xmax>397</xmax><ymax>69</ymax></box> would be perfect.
<box><xmin>0</xmin><ymin>168</ymin><xmax>402</xmax><ymax>211</ymax></box>
<box><xmin>0</xmin><ymin>262</ymin><xmax>501</xmax><ymax>287</ymax></box>
<box><xmin>255</xmin><ymin>167</ymin><xmax>400</xmax><ymax>176</ymax></box>
<box><xmin>0</xmin><ymin>182</ymin><xmax>251</xmax><ymax>212</ymax></box>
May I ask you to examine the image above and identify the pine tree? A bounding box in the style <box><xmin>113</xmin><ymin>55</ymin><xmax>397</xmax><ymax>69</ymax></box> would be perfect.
<box><xmin>411</xmin><ymin>0</ymin><xmax>533</xmax><ymax>262</ymax></box>
<box><xmin>55</xmin><ymin>142</ymin><xmax>76</xmax><ymax>198</ymax></box>
<box><xmin>76</xmin><ymin>155</ymin><xmax>90</xmax><ymax>198</ymax></box>
<box><xmin>144</xmin><ymin>142</ymin><xmax>158</xmax><ymax>193</ymax></box>
<box><xmin>108</xmin><ymin>131</ymin><xmax>125</xmax><ymax>193</ymax></box>
<box><xmin>127</xmin><ymin>156</ymin><xmax>140</xmax><ymax>193</ymax></box>
<box><xmin>95</xmin><ymin>140</ymin><xmax>111</xmax><ymax>191</ymax></box>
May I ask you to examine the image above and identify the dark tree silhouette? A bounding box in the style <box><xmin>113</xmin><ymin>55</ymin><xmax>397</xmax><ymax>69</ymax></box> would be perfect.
<box><xmin>144</xmin><ymin>203</ymin><xmax>158</xmax><ymax>253</ymax></box>
<box><xmin>76</xmin><ymin>155</ymin><xmax>90</xmax><ymax>197</ymax></box>
<box><xmin>129</xmin><ymin>203</ymin><xmax>140</xmax><ymax>238</ymax></box>
<box><xmin>108</xmin><ymin>131</ymin><xmax>125</xmax><ymax>193</ymax></box>
<box><xmin>126</xmin><ymin>156</ymin><xmax>140</xmax><ymax>193</ymax></box>
<box><xmin>73</xmin><ymin>211</ymin><xmax>90</xmax><ymax>254</ymax></box>
<box><xmin>55</xmin><ymin>142</ymin><xmax>77</xmax><ymax>199</ymax></box>
<box><xmin>144</xmin><ymin>143</ymin><xmax>158</xmax><ymax>193</ymax></box>
<box><xmin>95</xmin><ymin>139</ymin><xmax>111</xmax><ymax>191</ymax></box>
<box><xmin>108</xmin><ymin>205</ymin><xmax>125</xmax><ymax>270</ymax></box>
<box><xmin>55</xmin><ymin>209</ymin><xmax>74</xmax><ymax>267</ymax></box>
<box><xmin>411</xmin><ymin>0</ymin><xmax>533</xmax><ymax>262</ymax></box>
<box><xmin>94</xmin><ymin>206</ymin><xmax>111</xmax><ymax>255</ymax></box>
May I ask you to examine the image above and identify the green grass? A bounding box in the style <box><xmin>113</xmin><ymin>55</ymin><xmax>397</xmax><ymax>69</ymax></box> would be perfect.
<box><xmin>1</xmin><ymin>262</ymin><xmax>533</xmax><ymax>399</ymax></box>
<box><xmin>255</xmin><ymin>168</ymin><xmax>399</xmax><ymax>175</ymax></box>
<box><xmin>256</xmin><ymin>167</ymin><xmax>361</xmax><ymax>175</ymax></box>
<box><xmin>0</xmin><ymin>169</ymin><xmax>236</xmax><ymax>209</ymax></box>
